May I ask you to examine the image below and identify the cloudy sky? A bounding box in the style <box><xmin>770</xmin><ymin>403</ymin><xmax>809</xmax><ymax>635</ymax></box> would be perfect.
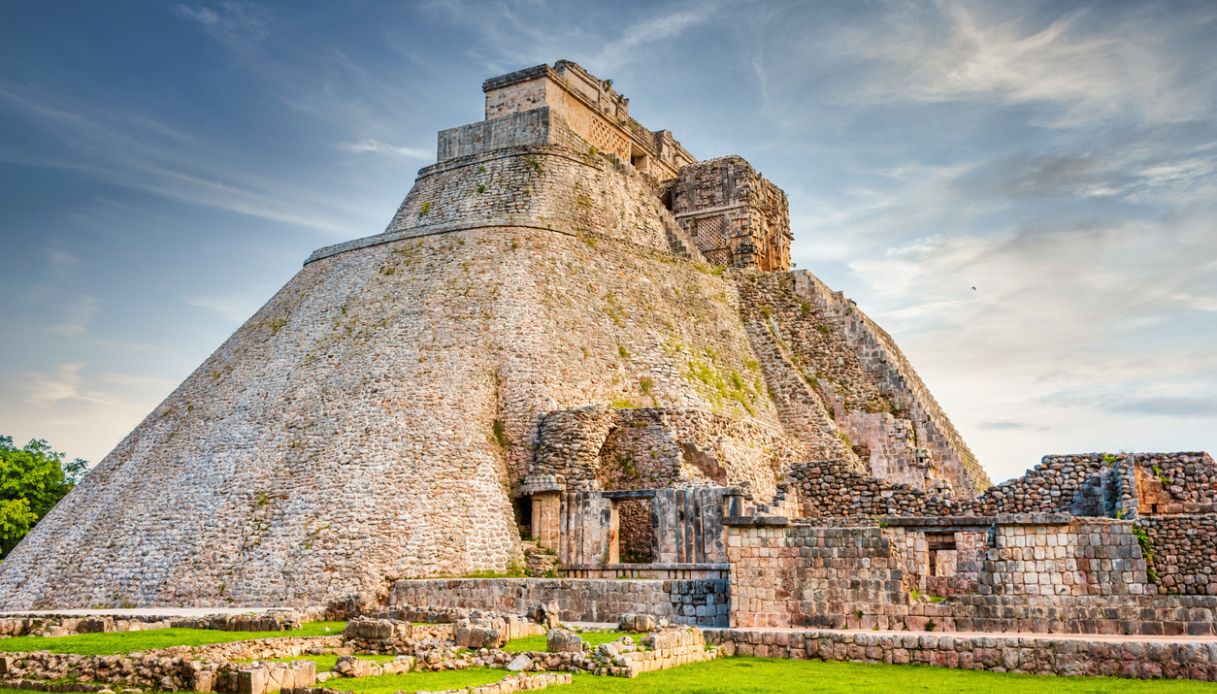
<box><xmin>0</xmin><ymin>0</ymin><xmax>1213</xmax><ymax>483</ymax></box>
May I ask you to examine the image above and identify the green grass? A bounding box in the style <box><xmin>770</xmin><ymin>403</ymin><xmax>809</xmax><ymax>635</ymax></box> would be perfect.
<box><xmin>502</xmin><ymin>630</ymin><xmax>644</xmax><ymax>653</ymax></box>
<box><xmin>0</xmin><ymin>652</ymin><xmax>1215</xmax><ymax>693</ymax></box>
<box><xmin>555</xmin><ymin>657</ymin><xmax>1217</xmax><ymax>693</ymax></box>
<box><xmin>0</xmin><ymin>622</ymin><xmax>346</xmax><ymax>655</ymax></box>
<box><xmin>319</xmin><ymin>667</ymin><xmax>506</xmax><ymax>693</ymax></box>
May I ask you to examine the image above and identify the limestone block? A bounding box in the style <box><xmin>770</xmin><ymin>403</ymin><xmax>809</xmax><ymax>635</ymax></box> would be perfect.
<box><xmin>506</xmin><ymin>654</ymin><xmax>533</xmax><ymax>672</ymax></box>
<box><xmin>546</xmin><ymin>629</ymin><xmax>583</xmax><ymax>653</ymax></box>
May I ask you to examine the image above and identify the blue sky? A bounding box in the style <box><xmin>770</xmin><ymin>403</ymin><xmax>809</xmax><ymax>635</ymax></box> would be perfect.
<box><xmin>1</xmin><ymin>0</ymin><xmax>1214</xmax><ymax>483</ymax></box>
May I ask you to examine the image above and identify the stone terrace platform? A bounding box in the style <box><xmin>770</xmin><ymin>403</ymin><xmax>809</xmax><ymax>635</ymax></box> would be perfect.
<box><xmin>704</xmin><ymin>626</ymin><xmax>1217</xmax><ymax>680</ymax></box>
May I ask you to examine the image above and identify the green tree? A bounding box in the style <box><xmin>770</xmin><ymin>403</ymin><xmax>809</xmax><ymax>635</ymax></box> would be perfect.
<box><xmin>0</xmin><ymin>435</ymin><xmax>88</xmax><ymax>557</ymax></box>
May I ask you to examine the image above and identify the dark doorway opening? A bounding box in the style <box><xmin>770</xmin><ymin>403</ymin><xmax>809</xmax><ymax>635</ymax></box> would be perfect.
<box><xmin>617</xmin><ymin>498</ymin><xmax>656</xmax><ymax>563</ymax></box>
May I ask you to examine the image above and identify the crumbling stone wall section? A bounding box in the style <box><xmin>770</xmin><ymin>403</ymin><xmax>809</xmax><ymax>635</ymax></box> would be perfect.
<box><xmin>1138</xmin><ymin>515</ymin><xmax>1217</xmax><ymax>595</ymax></box>
<box><xmin>1133</xmin><ymin>452</ymin><xmax>1217</xmax><ymax>515</ymax></box>
<box><xmin>966</xmin><ymin>454</ymin><xmax>1130</xmax><ymax>516</ymax></box>
<box><xmin>786</xmin><ymin>460</ymin><xmax>960</xmax><ymax>518</ymax></box>
<box><xmin>786</xmin><ymin>452</ymin><xmax>1212</xmax><ymax>521</ymax></box>
<box><xmin>530</xmin><ymin>406</ymin><xmax>795</xmax><ymax>498</ymax></box>
<box><xmin>666</xmin><ymin>156</ymin><xmax>791</xmax><ymax>271</ymax></box>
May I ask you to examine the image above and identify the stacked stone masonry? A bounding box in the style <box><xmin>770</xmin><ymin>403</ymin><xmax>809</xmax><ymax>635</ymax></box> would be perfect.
<box><xmin>725</xmin><ymin>510</ymin><xmax>1217</xmax><ymax>635</ymax></box>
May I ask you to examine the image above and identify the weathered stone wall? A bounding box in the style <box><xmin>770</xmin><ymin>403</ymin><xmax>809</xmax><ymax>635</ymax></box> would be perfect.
<box><xmin>0</xmin><ymin>638</ymin><xmax>336</xmax><ymax>693</ymax></box>
<box><xmin>979</xmin><ymin>519</ymin><xmax>1151</xmax><ymax>597</ymax></box>
<box><xmin>0</xmin><ymin>611</ymin><xmax>300</xmax><ymax>638</ymax></box>
<box><xmin>786</xmin><ymin>460</ymin><xmax>958</xmax><ymax>518</ymax></box>
<box><xmin>1133</xmin><ymin>452</ymin><xmax>1217</xmax><ymax>515</ymax></box>
<box><xmin>967</xmin><ymin>454</ymin><xmax>1126</xmax><ymax>516</ymax></box>
<box><xmin>388</xmin><ymin>578</ymin><xmax>728</xmax><ymax>626</ymax></box>
<box><xmin>722</xmin><ymin>518</ymin><xmax>1217</xmax><ymax>634</ymax></box>
<box><xmin>380</xmin><ymin>145</ymin><xmax>677</xmax><ymax>255</ymax></box>
<box><xmin>787</xmin><ymin>452</ymin><xmax>1215</xmax><ymax>521</ymax></box>
<box><xmin>666</xmin><ymin>156</ymin><xmax>791</xmax><ymax>271</ymax></box>
<box><xmin>437</xmin><ymin>107</ymin><xmax>587</xmax><ymax>161</ymax></box>
<box><xmin>704</xmin><ymin>628</ymin><xmax>1217</xmax><ymax>680</ymax></box>
<box><xmin>1139</xmin><ymin>515</ymin><xmax>1217</xmax><ymax>595</ymax></box>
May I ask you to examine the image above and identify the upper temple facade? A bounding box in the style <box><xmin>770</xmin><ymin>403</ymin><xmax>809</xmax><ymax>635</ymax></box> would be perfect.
<box><xmin>436</xmin><ymin>60</ymin><xmax>793</xmax><ymax>272</ymax></box>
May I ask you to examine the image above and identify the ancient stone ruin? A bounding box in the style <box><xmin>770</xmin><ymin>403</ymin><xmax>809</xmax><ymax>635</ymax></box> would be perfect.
<box><xmin>2</xmin><ymin>58</ymin><xmax>1215</xmax><ymax>680</ymax></box>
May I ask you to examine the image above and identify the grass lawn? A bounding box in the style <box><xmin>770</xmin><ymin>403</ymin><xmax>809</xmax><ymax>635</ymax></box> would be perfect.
<box><xmin>556</xmin><ymin>657</ymin><xmax>1217</xmax><ymax>693</ymax></box>
<box><xmin>0</xmin><ymin>622</ymin><xmax>346</xmax><ymax>655</ymax></box>
<box><xmin>503</xmin><ymin>630</ymin><xmax>645</xmax><ymax>653</ymax></box>
<box><xmin>318</xmin><ymin>667</ymin><xmax>506</xmax><ymax>693</ymax></box>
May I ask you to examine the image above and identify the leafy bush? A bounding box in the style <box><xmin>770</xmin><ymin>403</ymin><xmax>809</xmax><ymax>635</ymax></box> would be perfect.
<box><xmin>1</xmin><ymin>436</ymin><xmax>87</xmax><ymax>556</ymax></box>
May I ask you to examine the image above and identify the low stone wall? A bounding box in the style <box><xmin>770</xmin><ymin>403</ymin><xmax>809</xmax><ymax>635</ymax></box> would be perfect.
<box><xmin>622</xmin><ymin>628</ymin><xmax>715</xmax><ymax>676</ymax></box>
<box><xmin>0</xmin><ymin>652</ymin><xmax>317</xmax><ymax>693</ymax></box>
<box><xmin>0</xmin><ymin>612</ymin><xmax>301</xmax><ymax>638</ymax></box>
<box><xmin>341</xmin><ymin>618</ymin><xmax>457</xmax><ymax>653</ymax></box>
<box><xmin>704</xmin><ymin>628</ymin><xmax>1217</xmax><ymax>680</ymax></box>
<box><xmin>389</xmin><ymin>578</ymin><xmax>728</xmax><ymax>626</ymax></box>
<box><xmin>288</xmin><ymin>672</ymin><xmax>571</xmax><ymax>694</ymax></box>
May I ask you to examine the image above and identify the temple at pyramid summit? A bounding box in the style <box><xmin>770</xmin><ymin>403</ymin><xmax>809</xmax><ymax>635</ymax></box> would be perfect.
<box><xmin>3</xmin><ymin>62</ymin><xmax>1216</xmax><ymax>669</ymax></box>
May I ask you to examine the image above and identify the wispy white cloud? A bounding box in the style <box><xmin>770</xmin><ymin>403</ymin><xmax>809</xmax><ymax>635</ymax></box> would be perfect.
<box><xmin>590</xmin><ymin>6</ymin><xmax>714</xmax><ymax>73</ymax></box>
<box><xmin>25</xmin><ymin>362</ymin><xmax>86</xmax><ymax>408</ymax></box>
<box><xmin>46</xmin><ymin>248</ymin><xmax>80</xmax><ymax>275</ymax></box>
<box><xmin>186</xmin><ymin>294</ymin><xmax>261</xmax><ymax>323</ymax></box>
<box><xmin>835</xmin><ymin>1</ymin><xmax>1214</xmax><ymax>126</ymax></box>
<box><xmin>50</xmin><ymin>295</ymin><xmax>98</xmax><ymax>337</ymax></box>
<box><xmin>0</xmin><ymin>82</ymin><xmax>364</xmax><ymax>235</ymax></box>
<box><xmin>337</xmin><ymin>139</ymin><xmax>431</xmax><ymax>159</ymax></box>
<box><xmin>9</xmin><ymin>362</ymin><xmax>163</xmax><ymax>463</ymax></box>
<box><xmin>175</xmin><ymin>1</ymin><xmax>268</xmax><ymax>50</ymax></box>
